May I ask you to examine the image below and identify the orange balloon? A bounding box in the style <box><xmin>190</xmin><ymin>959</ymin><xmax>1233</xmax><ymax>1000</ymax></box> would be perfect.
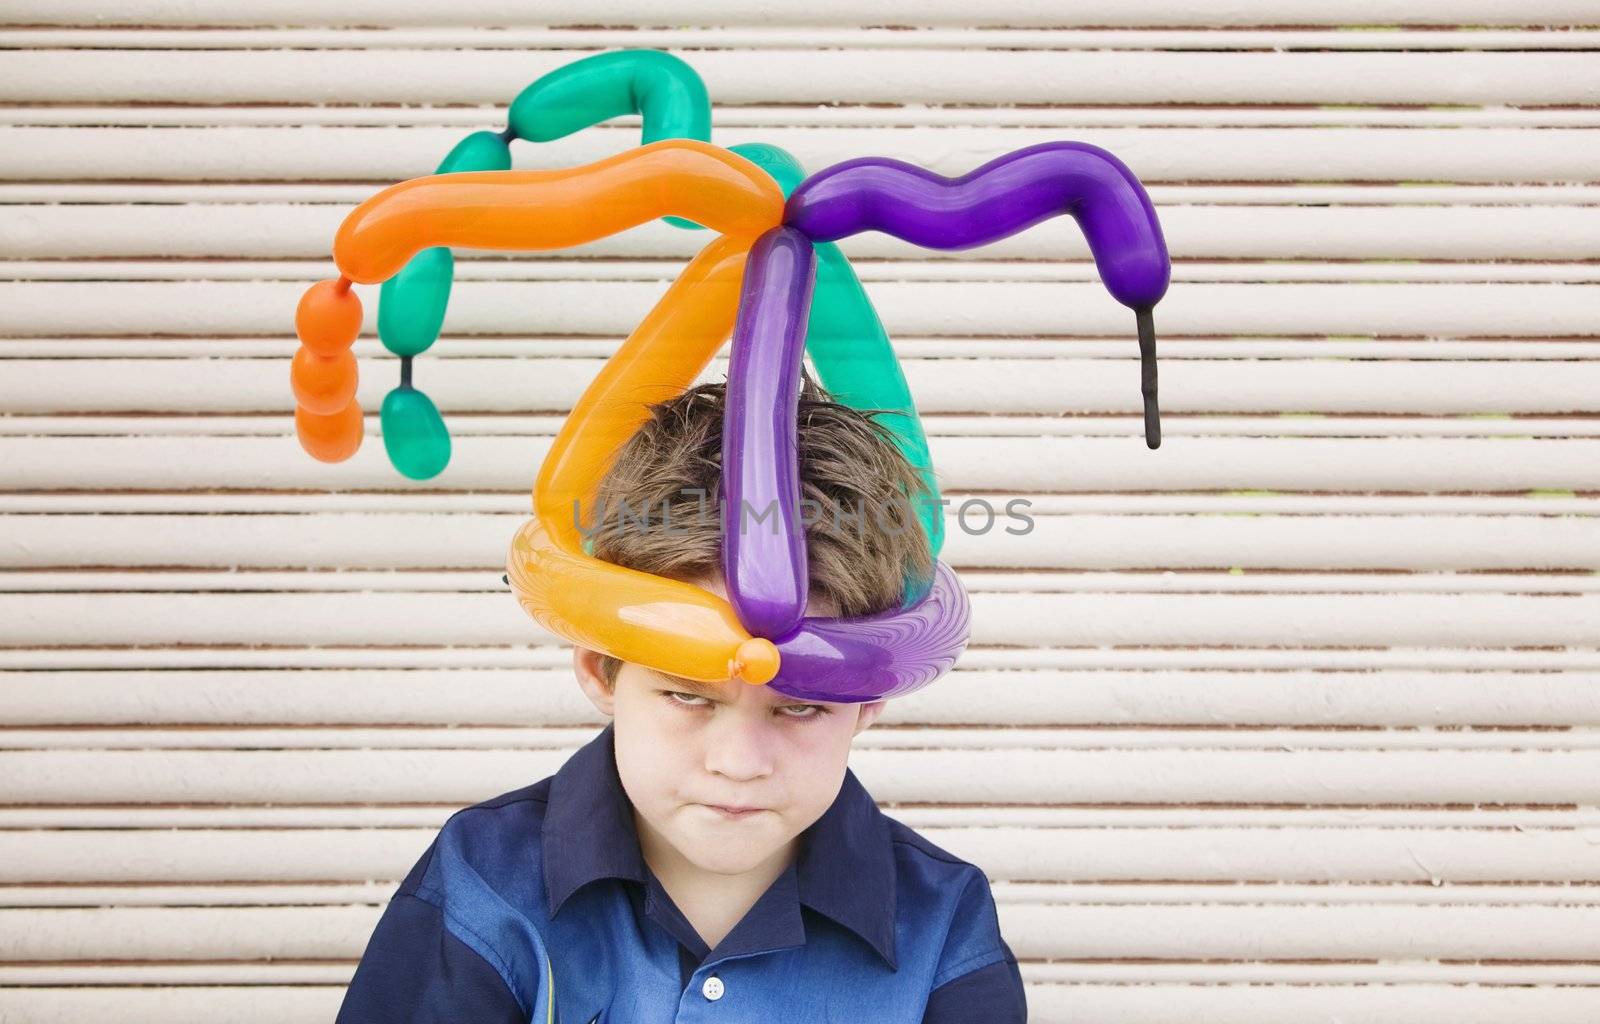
<box><xmin>296</xmin><ymin>278</ymin><xmax>362</xmax><ymax>356</ymax></box>
<box><xmin>508</xmin><ymin>518</ymin><xmax>779</xmax><ymax>686</ymax></box>
<box><xmin>296</xmin><ymin>401</ymin><xmax>364</xmax><ymax>463</ymax></box>
<box><xmin>291</xmin><ymin>346</ymin><xmax>358</xmax><ymax>416</ymax></box>
<box><xmin>506</xmin><ymin>234</ymin><xmax>778</xmax><ymax>685</ymax></box>
<box><xmin>536</xmin><ymin>232</ymin><xmax>750</xmax><ymax>550</ymax></box>
<box><xmin>330</xmin><ymin>139</ymin><xmax>784</xmax><ymax>285</ymax></box>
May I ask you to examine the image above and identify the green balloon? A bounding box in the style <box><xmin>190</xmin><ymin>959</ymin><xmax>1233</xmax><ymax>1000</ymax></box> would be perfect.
<box><xmin>730</xmin><ymin>143</ymin><xmax>806</xmax><ymax>198</ymax></box>
<box><xmin>437</xmin><ymin>130</ymin><xmax>513</xmax><ymax>174</ymax></box>
<box><xmin>508</xmin><ymin>50</ymin><xmax>710</xmax><ymax>146</ymax></box>
<box><xmin>508</xmin><ymin>50</ymin><xmax>722</xmax><ymax>231</ymax></box>
<box><xmin>378</xmin><ymin>247</ymin><xmax>452</xmax><ymax>358</ymax></box>
<box><xmin>806</xmin><ymin>241</ymin><xmax>944</xmax><ymax>572</ymax></box>
<box><xmin>378</xmin><ymin>130</ymin><xmax>511</xmax><ymax>360</ymax></box>
<box><xmin>381</xmin><ymin>385</ymin><xmax>452</xmax><ymax>481</ymax></box>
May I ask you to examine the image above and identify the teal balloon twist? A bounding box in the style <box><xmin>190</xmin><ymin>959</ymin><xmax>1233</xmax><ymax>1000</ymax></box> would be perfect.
<box><xmin>376</xmin><ymin>130</ymin><xmax>510</xmax><ymax>480</ymax></box>
<box><xmin>380</xmin><ymin>380</ymin><xmax>451</xmax><ymax>482</ymax></box>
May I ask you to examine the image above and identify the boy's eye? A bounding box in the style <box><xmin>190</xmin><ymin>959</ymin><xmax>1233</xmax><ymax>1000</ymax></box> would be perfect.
<box><xmin>777</xmin><ymin>703</ymin><xmax>827</xmax><ymax>719</ymax></box>
<box><xmin>662</xmin><ymin>690</ymin><xmax>828</xmax><ymax>719</ymax></box>
<box><xmin>664</xmin><ymin>690</ymin><xmax>711</xmax><ymax>708</ymax></box>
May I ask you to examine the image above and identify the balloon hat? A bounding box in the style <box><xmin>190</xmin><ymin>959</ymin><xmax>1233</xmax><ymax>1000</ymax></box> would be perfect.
<box><xmin>327</xmin><ymin>50</ymin><xmax>947</xmax><ymax>576</ymax></box>
<box><xmin>292</xmin><ymin>115</ymin><xmax>1170</xmax><ymax>706</ymax></box>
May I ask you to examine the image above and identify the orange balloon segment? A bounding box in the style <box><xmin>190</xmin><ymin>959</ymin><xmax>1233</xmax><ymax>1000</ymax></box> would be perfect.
<box><xmin>535</xmin><ymin>232</ymin><xmax>751</xmax><ymax>551</ymax></box>
<box><xmin>506</xmin><ymin>234</ymin><xmax>783</xmax><ymax>684</ymax></box>
<box><xmin>732</xmin><ymin>638</ymin><xmax>781</xmax><ymax>686</ymax></box>
<box><xmin>331</xmin><ymin>139</ymin><xmax>785</xmax><ymax>284</ymax></box>
<box><xmin>296</xmin><ymin>401</ymin><xmax>364</xmax><ymax>463</ymax></box>
<box><xmin>296</xmin><ymin>278</ymin><xmax>363</xmax><ymax>356</ymax></box>
<box><xmin>508</xmin><ymin>518</ymin><xmax>774</xmax><ymax>685</ymax></box>
<box><xmin>291</xmin><ymin>346</ymin><xmax>359</xmax><ymax>416</ymax></box>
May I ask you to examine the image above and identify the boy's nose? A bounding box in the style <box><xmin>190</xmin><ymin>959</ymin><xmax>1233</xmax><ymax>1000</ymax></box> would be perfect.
<box><xmin>702</xmin><ymin>712</ymin><xmax>776</xmax><ymax>783</ymax></box>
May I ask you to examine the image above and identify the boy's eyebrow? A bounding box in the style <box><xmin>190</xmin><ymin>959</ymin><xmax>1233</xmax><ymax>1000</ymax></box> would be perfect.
<box><xmin>643</xmin><ymin>668</ymin><xmax>727</xmax><ymax>699</ymax></box>
<box><xmin>645</xmin><ymin>668</ymin><xmax>814</xmax><ymax>704</ymax></box>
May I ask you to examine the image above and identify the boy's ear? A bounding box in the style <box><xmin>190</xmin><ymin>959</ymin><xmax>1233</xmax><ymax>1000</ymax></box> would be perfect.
<box><xmin>853</xmin><ymin>699</ymin><xmax>887</xmax><ymax>735</ymax></box>
<box><xmin>572</xmin><ymin>647</ymin><xmax>618</xmax><ymax>717</ymax></box>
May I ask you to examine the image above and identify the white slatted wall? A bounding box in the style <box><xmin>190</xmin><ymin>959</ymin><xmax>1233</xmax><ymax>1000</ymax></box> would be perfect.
<box><xmin>3</xmin><ymin>3</ymin><xmax>1600</xmax><ymax>1022</ymax></box>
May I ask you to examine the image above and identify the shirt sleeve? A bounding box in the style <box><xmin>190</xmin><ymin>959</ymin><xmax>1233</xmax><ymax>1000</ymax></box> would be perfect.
<box><xmin>921</xmin><ymin>869</ymin><xmax>1028</xmax><ymax>1024</ymax></box>
<box><xmin>335</xmin><ymin>840</ymin><xmax>528</xmax><ymax>1024</ymax></box>
<box><xmin>921</xmin><ymin>938</ymin><xmax>1027</xmax><ymax>1023</ymax></box>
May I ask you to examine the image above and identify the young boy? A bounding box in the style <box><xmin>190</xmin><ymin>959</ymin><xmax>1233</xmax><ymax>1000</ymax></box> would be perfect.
<box><xmin>336</xmin><ymin>376</ymin><xmax>1027</xmax><ymax>1023</ymax></box>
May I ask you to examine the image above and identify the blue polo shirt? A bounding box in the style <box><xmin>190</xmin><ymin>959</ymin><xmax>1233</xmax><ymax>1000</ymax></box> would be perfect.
<box><xmin>336</xmin><ymin>724</ymin><xmax>1026</xmax><ymax>1023</ymax></box>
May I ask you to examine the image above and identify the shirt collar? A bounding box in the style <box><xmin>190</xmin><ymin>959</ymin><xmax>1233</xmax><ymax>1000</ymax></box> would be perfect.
<box><xmin>542</xmin><ymin>723</ymin><xmax>899</xmax><ymax>971</ymax></box>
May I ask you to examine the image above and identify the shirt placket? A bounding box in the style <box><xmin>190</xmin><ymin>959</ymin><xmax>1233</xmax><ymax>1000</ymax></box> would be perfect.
<box><xmin>673</xmin><ymin>946</ymin><xmax>801</xmax><ymax>1023</ymax></box>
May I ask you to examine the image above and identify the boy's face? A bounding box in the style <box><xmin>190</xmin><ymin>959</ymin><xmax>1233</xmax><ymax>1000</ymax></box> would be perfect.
<box><xmin>572</xmin><ymin>576</ymin><xmax>884</xmax><ymax>878</ymax></box>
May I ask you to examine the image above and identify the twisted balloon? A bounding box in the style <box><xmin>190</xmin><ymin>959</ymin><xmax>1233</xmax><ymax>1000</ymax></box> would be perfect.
<box><xmin>787</xmin><ymin>142</ymin><xmax>1170</xmax><ymax>447</ymax></box>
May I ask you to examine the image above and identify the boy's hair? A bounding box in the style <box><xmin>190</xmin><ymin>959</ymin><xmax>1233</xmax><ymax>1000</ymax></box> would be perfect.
<box><xmin>585</xmin><ymin>371</ymin><xmax>936</xmax><ymax>689</ymax></box>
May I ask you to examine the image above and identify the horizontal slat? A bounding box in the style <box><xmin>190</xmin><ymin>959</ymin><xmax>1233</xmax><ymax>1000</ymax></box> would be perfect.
<box><xmin>11</xmin><ymin>413</ymin><xmax>1600</xmax><ymax>439</ymax></box>
<box><xmin>5</xmin><ymin>356</ymin><xmax>1599</xmax><ymax>416</ymax></box>
<box><xmin>4</xmin><ymin>747</ymin><xmax>1599</xmax><ymax>804</ymax></box>
<box><xmin>7</xmin><ymin>183</ymin><xmax>1599</xmax><ymax>206</ymax></box>
<box><xmin>5</xmin><ymin>825</ymin><xmax>1600</xmax><ymax>883</ymax></box>
<box><xmin>10</xmin><ymin>725</ymin><xmax>1600</xmax><ymax>752</ymax></box>
<box><xmin>3</xmin><ymin>490</ymin><xmax>1592</xmax><ymax>514</ymax></box>
<box><xmin>4</xmin><ymin>587</ymin><xmax>1599</xmax><ymax>647</ymax></box>
<box><xmin>13</xmin><ymin>337</ymin><xmax>1597</xmax><ymax>360</ymax></box>
<box><xmin>8</xmin><ymin>570</ymin><xmax>1600</xmax><ymax>595</ymax></box>
<box><xmin>7</xmin><ymin>960</ymin><xmax>1600</xmax><ymax>986</ymax></box>
<box><xmin>10</xmin><ymin>28</ymin><xmax>1600</xmax><ymax>52</ymax></box>
<box><xmin>7</xmin><ymin>124</ymin><xmax>1598</xmax><ymax>183</ymax></box>
<box><xmin>6</xmin><ymin>50</ymin><xmax>1600</xmax><ymax>106</ymax></box>
<box><xmin>8</xmin><ymin>881</ymin><xmax>1600</xmax><ymax>909</ymax></box>
<box><xmin>0</xmin><ymin>988</ymin><xmax>342</xmax><ymax>1024</ymax></box>
<box><xmin>3</xmin><ymin>433</ymin><xmax>1596</xmax><ymax>491</ymax></box>
<box><xmin>5</xmin><ymin>645</ymin><xmax>1593</xmax><ymax>674</ymax></box>
<box><xmin>5</xmin><ymin>900</ymin><xmax>1600</xmax><ymax>961</ymax></box>
<box><xmin>5</xmin><ymin>980</ymin><xmax>1600</xmax><ymax>1024</ymax></box>
<box><xmin>13</xmin><ymin>202</ymin><xmax>1600</xmax><ymax>261</ymax></box>
<box><xmin>5</xmin><ymin>279</ymin><xmax>1595</xmax><ymax>338</ymax></box>
<box><xmin>0</xmin><ymin>883</ymin><xmax>395</xmax><ymax>907</ymax></box>
<box><xmin>13</xmin><ymin>258</ymin><xmax>1600</xmax><ymax>286</ymax></box>
<box><xmin>5</xmin><ymin>511</ymin><xmax>1599</xmax><ymax>572</ymax></box>
<box><xmin>5</xmin><ymin>805</ymin><xmax>1596</xmax><ymax>831</ymax></box>
<box><xmin>4</xmin><ymin>981</ymin><xmax>1600</xmax><ymax>1024</ymax></box>
<box><xmin>8</xmin><ymin>0</ymin><xmax>1600</xmax><ymax>29</ymax></box>
<box><xmin>844</xmin><ymin>962</ymin><xmax>1600</xmax><ymax>985</ymax></box>
<box><xmin>11</xmin><ymin>105</ymin><xmax>1600</xmax><ymax>131</ymax></box>
<box><xmin>5</xmin><ymin>666</ymin><xmax>1600</xmax><ymax>727</ymax></box>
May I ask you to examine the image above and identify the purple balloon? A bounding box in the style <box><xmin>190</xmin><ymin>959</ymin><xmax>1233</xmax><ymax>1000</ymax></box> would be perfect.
<box><xmin>767</xmin><ymin>559</ymin><xmax>972</xmax><ymax>703</ymax></box>
<box><xmin>722</xmin><ymin>225</ymin><xmax>816</xmax><ymax>639</ymax></box>
<box><xmin>718</xmin><ymin>227</ymin><xmax>974</xmax><ymax>702</ymax></box>
<box><xmin>784</xmin><ymin>142</ymin><xmax>1170</xmax><ymax>447</ymax></box>
<box><xmin>785</xmin><ymin>141</ymin><xmax>1168</xmax><ymax>307</ymax></box>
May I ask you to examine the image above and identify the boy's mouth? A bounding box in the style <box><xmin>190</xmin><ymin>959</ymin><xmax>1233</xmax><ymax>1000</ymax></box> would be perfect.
<box><xmin>701</xmin><ymin>803</ymin><xmax>767</xmax><ymax>819</ymax></box>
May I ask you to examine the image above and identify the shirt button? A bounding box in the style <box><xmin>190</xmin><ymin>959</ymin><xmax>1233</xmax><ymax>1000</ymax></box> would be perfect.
<box><xmin>701</xmin><ymin>976</ymin><xmax>725</xmax><ymax>1001</ymax></box>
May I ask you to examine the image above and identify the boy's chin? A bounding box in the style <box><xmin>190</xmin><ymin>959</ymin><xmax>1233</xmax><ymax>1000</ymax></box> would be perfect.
<box><xmin>671</xmin><ymin>822</ymin><xmax>789</xmax><ymax>876</ymax></box>
<box><xmin>685</xmin><ymin>847</ymin><xmax>784</xmax><ymax>876</ymax></box>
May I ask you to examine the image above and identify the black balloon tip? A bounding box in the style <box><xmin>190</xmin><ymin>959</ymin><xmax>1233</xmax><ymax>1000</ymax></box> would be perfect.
<box><xmin>1135</xmin><ymin>306</ymin><xmax>1160</xmax><ymax>449</ymax></box>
